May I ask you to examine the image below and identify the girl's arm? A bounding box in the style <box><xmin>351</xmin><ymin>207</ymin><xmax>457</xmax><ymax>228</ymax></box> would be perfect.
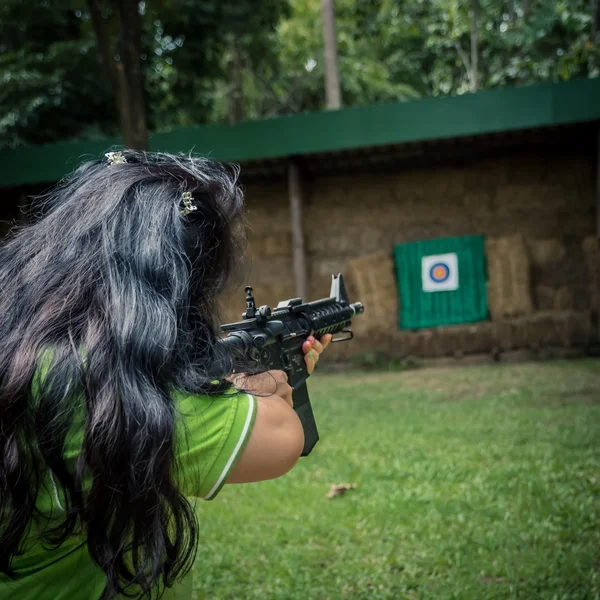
<box><xmin>227</xmin><ymin>334</ymin><xmax>332</xmax><ymax>484</ymax></box>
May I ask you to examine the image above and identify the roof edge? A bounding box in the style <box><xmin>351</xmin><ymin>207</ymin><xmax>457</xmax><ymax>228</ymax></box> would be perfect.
<box><xmin>1</xmin><ymin>77</ymin><xmax>599</xmax><ymax>187</ymax></box>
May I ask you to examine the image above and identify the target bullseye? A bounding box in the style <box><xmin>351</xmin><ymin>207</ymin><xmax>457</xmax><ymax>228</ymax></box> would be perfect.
<box><xmin>422</xmin><ymin>253</ymin><xmax>459</xmax><ymax>292</ymax></box>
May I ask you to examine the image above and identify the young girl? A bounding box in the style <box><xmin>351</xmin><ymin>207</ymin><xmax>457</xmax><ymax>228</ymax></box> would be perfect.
<box><xmin>0</xmin><ymin>150</ymin><xmax>331</xmax><ymax>599</ymax></box>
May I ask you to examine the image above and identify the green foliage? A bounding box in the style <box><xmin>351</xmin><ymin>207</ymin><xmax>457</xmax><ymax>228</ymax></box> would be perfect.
<box><xmin>0</xmin><ymin>1</ymin><xmax>114</xmax><ymax>147</ymax></box>
<box><xmin>146</xmin><ymin>0</ymin><xmax>290</xmax><ymax>129</ymax></box>
<box><xmin>373</xmin><ymin>0</ymin><xmax>599</xmax><ymax>96</ymax></box>
<box><xmin>193</xmin><ymin>360</ymin><xmax>600</xmax><ymax>599</ymax></box>
<box><xmin>229</xmin><ymin>0</ymin><xmax>422</xmax><ymax>120</ymax></box>
<box><xmin>491</xmin><ymin>1</ymin><xmax>599</xmax><ymax>86</ymax></box>
<box><xmin>0</xmin><ymin>0</ymin><xmax>289</xmax><ymax>147</ymax></box>
<box><xmin>0</xmin><ymin>0</ymin><xmax>598</xmax><ymax>147</ymax></box>
<box><xmin>240</xmin><ymin>0</ymin><xmax>599</xmax><ymax>112</ymax></box>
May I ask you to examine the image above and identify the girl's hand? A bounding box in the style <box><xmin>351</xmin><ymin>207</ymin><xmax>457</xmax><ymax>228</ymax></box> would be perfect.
<box><xmin>302</xmin><ymin>334</ymin><xmax>333</xmax><ymax>375</ymax></box>
<box><xmin>228</xmin><ymin>370</ymin><xmax>293</xmax><ymax>407</ymax></box>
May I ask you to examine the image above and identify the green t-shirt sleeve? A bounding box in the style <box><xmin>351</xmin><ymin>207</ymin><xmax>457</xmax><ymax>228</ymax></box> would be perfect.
<box><xmin>174</xmin><ymin>389</ymin><xmax>257</xmax><ymax>501</ymax></box>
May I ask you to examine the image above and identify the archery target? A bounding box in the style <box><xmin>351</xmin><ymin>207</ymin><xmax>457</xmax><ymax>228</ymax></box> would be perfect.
<box><xmin>422</xmin><ymin>253</ymin><xmax>459</xmax><ymax>292</ymax></box>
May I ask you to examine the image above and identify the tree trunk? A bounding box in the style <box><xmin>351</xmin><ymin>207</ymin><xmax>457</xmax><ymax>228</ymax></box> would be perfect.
<box><xmin>114</xmin><ymin>63</ymin><xmax>146</xmax><ymax>151</ymax></box>
<box><xmin>470</xmin><ymin>0</ymin><xmax>479</xmax><ymax>92</ymax></box>
<box><xmin>229</xmin><ymin>42</ymin><xmax>245</xmax><ymax>124</ymax></box>
<box><xmin>523</xmin><ymin>0</ymin><xmax>532</xmax><ymax>22</ymax></box>
<box><xmin>321</xmin><ymin>0</ymin><xmax>342</xmax><ymax>109</ymax></box>
<box><xmin>88</xmin><ymin>0</ymin><xmax>148</xmax><ymax>150</ymax></box>
<box><xmin>88</xmin><ymin>0</ymin><xmax>119</xmax><ymax>92</ymax></box>
<box><xmin>118</xmin><ymin>0</ymin><xmax>148</xmax><ymax>149</ymax></box>
<box><xmin>592</xmin><ymin>0</ymin><xmax>600</xmax><ymax>44</ymax></box>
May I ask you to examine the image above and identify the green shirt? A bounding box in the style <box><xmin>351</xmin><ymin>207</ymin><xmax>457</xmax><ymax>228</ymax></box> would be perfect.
<box><xmin>0</xmin><ymin>387</ymin><xmax>257</xmax><ymax>599</ymax></box>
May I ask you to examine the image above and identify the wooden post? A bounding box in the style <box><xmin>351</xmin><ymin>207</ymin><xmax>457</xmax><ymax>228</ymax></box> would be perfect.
<box><xmin>597</xmin><ymin>127</ymin><xmax>600</xmax><ymax>239</ymax></box>
<box><xmin>321</xmin><ymin>0</ymin><xmax>342</xmax><ymax>110</ymax></box>
<box><xmin>594</xmin><ymin>127</ymin><xmax>600</xmax><ymax>339</ymax></box>
<box><xmin>288</xmin><ymin>161</ymin><xmax>308</xmax><ymax>300</ymax></box>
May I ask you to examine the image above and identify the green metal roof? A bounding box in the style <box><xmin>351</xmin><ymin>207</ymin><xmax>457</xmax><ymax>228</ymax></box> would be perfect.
<box><xmin>1</xmin><ymin>77</ymin><xmax>599</xmax><ymax>187</ymax></box>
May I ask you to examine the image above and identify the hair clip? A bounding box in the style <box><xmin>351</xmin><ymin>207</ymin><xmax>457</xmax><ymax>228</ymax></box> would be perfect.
<box><xmin>105</xmin><ymin>151</ymin><xmax>127</xmax><ymax>166</ymax></box>
<box><xmin>180</xmin><ymin>191</ymin><xmax>198</xmax><ymax>216</ymax></box>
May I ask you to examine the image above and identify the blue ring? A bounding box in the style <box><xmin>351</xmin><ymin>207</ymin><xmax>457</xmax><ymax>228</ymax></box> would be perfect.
<box><xmin>429</xmin><ymin>262</ymin><xmax>450</xmax><ymax>283</ymax></box>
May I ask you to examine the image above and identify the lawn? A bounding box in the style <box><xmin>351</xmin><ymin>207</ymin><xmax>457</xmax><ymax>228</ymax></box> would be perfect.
<box><xmin>191</xmin><ymin>360</ymin><xmax>600</xmax><ymax>600</ymax></box>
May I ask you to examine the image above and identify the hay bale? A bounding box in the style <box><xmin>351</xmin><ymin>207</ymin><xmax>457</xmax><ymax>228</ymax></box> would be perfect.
<box><xmin>257</xmin><ymin>233</ymin><xmax>292</xmax><ymax>258</ymax></box>
<box><xmin>491</xmin><ymin>312</ymin><xmax>592</xmax><ymax>351</ymax></box>
<box><xmin>307</xmin><ymin>226</ymin><xmax>386</xmax><ymax>257</ymax></box>
<box><xmin>395</xmin><ymin>322</ymin><xmax>498</xmax><ymax>358</ymax></box>
<box><xmin>347</xmin><ymin>251</ymin><xmax>398</xmax><ymax>333</ymax></box>
<box><xmin>511</xmin><ymin>311</ymin><xmax>592</xmax><ymax>348</ymax></box>
<box><xmin>491</xmin><ymin>320</ymin><xmax>514</xmax><ymax>350</ymax></box>
<box><xmin>463</xmin><ymin>323</ymin><xmax>496</xmax><ymax>355</ymax></box>
<box><xmin>383</xmin><ymin>330</ymin><xmax>416</xmax><ymax>358</ymax></box>
<box><xmin>313</xmin><ymin>259</ymin><xmax>348</xmax><ymax>278</ymax></box>
<box><xmin>534</xmin><ymin>285</ymin><xmax>557</xmax><ymax>311</ymax></box>
<box><xmin>426</xmin><ymin>327</ymin><xmax>460</xmax><ymax>357</ymax></box>
<box><xmin>413</xmin><ymin>329</ymin><xmax>436</xmax><ymax>357</ymax></box>
<box><xmin>335</xmin><ymin>310</ymin><xmax>594</xmax><ymax>361</ymax></box>
<box><xmin>528</xmin><ymin>239</ymin><xmax>566</xmax><ymax>266</ymax></box>
<box><xmin>309</xmin><ymin>259</ymin><xmax>352</xmax><ymax>306</ymax></box>
<box><xmin>532</xmin><ymin>239</ymin><xmax>588</xmax><ymax>287</ymax></box>
<box><xmin>445</xmin><ymin>322</ymin><xmax>495</xmax><ymax>356</ymax></box>
<box><xmin>570</xmin><ymin>286</ymin><xmax>592</xmax><ymax>312</ymax></box>
<box><xmin>247</xmin><ymin>258</ymin><xmax>294</xmax><ymax>286</ymax></box>
<box><xmin>554</xmin><ymin>286</ymin><xmax>574</xmax><ymax>311</ymax></box>
<box><xmin>583</xmin><ymin>236</ymin><xmax>600</xmax><ymax>290</ymax></box>
<box><xmin>582</xmin><ymin>238</ymin><xmax>600</xmax><ymax>321</ymax></box>
<box><xmin>582</xmin><ymin>235</ymin><xmax>599</xmax><ymax>257</ymax></box>
<box><xmin>486</xmin><ymin>234</ymin><xmax>534</xmax><ymax>320</ymax></box>
<box><xmin>506</xmin><ymin>318</ymin><xmax>532</xmax><ymax>349</ymax></box>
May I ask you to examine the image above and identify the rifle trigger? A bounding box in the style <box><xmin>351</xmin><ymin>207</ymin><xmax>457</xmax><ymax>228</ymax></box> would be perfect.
<box><xmin>331</xmin><ymin>329</ymin><xmax>354</xmax><ymax>343</ymax></box>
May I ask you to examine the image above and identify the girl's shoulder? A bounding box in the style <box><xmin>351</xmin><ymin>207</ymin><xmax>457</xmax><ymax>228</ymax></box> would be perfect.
<box><xmin>173</xmin><ymin>387</ymin><xmax>257</xmax><ymax>500</ymax></box>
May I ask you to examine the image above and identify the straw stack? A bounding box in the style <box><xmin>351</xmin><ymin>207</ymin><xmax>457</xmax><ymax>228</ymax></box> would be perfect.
<box><xmin>347</xmin><ymin>251</ymin><xmax>398</xmax><ymax>332</ymax></box>
<box><xmin>486</xmin><ymin>234</ymin><xmax>534</xmax><ymax>319</ymax></box>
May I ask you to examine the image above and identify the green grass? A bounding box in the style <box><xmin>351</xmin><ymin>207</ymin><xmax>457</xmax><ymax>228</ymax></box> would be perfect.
<box><xmin>191</xmin><ymin>360</ymin><xmax>600</xmax><ymax>600</ymax></box>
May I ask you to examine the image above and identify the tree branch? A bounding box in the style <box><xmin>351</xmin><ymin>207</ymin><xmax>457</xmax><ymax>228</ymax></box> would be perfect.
<box><xmin>229</xmin><ymin>40</ymin><xmax>245</xmax><ymax>124</ymax></box>
<box><xmin>454</xmin><ymin>40</ymin><xmax>471</xmax><ymax>78</ymax></box>
<box><xmin>253</xmin><ymin>71</ymin><xmax>300</xmax><ymax>113</ymax></box>
<box><xmin>471</xmin><ymin>0</ymin><xmax>479</xmax><ymax>91</ymax></box>
<box><xmin>508</xmin><ymin>0</ymin><xmax>515</xmax><ymax>22</ymax></box>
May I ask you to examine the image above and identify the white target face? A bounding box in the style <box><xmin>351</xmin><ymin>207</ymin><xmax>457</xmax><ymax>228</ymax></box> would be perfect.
<box><xmin>422</xmin><ymin>253</ymin><xmax>459</xmax><ymax>292</ymax></box>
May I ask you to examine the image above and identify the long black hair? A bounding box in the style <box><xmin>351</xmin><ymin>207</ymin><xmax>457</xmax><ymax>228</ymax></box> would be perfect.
<box><xmin>0</xmin><ymin>150</ymin><xmax>246</xmax><ymax>598</ymax></box>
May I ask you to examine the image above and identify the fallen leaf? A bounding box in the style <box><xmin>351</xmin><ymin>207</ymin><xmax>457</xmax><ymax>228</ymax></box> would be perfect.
<box><xmin>326</xmin><ymin>483</ymin><xmax>357</xmax><ymax>499</ymax></box>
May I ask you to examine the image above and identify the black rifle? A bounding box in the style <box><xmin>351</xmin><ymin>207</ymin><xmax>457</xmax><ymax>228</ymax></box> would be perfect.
<box><xmin>217</xmin><ymin>274</ymin><xmax>364</xmax><ymax>456</ymax></box>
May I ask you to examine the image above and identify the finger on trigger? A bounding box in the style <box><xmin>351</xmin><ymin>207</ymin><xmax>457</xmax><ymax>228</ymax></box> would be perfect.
<box><xmin>310</xmin><ymin>339</ymin><xmax>324</xmax><ymax>354</ymax></box>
